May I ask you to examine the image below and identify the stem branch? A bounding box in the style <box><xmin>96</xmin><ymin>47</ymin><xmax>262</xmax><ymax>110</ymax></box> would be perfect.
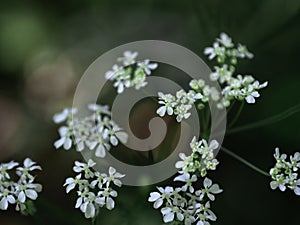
<box><xmin>221</xmin><ymin>146</ymin><xmax>270</xmax><ymax>177</ymax></box>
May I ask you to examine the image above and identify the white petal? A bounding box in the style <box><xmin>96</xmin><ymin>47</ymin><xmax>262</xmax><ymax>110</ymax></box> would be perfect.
<box><xmin>153</xmin><ymin>198</ymin><xmax>163</xmax><ymax>209</ymax></box>
<box><xmin>270</xmin><ymin>181</ymin><xmax>278</xmax><ymax>190</ymax></box>
<box><xmin>209</xmin><ymin>140</ymin><xmax>219</xmax><ymax>150</ymax></box>
<box><xmin>0</xmin><ymin>198</ymin><xmax>8</xmax><ymax>210</ymax></box>
<box><xmin>294</xmin><ymin>187</ymin><xmax>300</xmax><ymax>196</ymax></box>
<box><xmin>163</xmin><ymin>212</ymin><xmax>175</xmax><ymax>223</ymax></box>
<box><xmin>156</xmin><ymin>106</ymin><xmax>166</xmax><ymax>117</ymax></box>
<box><xmin>106</xmin><ymin>197</ymin><xmax>115</xmax><ymax>210</ymax></box>
<box><xmin>53</xmin><ymin>110</ymin><xmax>68</xmax><ymax>123</ymax></box>
<box><xmin>148</xmin><ymin>192</ymin><xmax>161</xmax><ymax>202</ymax></box>
<box><xmin>245</xmin><ymin>95</ymin><xmax>255</xmax><ymax>104</ymax></box>
<box><xmin>204</xmin><ymin>177</ymin><xmax>212</xmax><ymax>188</ymax></box>
<box><xmin>95</xmin><ymin>144</ymin><xmax>106</xmax><ymax>158</ymax></box>
<box><xmin>116</xmin><ymin>132</ymin><xmax>128</xmax><ymax>144</ymax></box>
<box><xmin>54</xmin><ymin>137</ymin><xmax>66</xmax><ymax>149</ymax></box>
<box><xmin>166</xmin><ymin>107</ymin><xmax>173</xmax><ymax>115</ymax></box>
<box><xmin>85</xmin><ymin>203</ymin><xmax>95</xmax><ymax>218</ymax></box>
<box><xmin>75</xmin><ymin>197</ymin><xmax>82</xmax><ymax>208</ymax></box>
<box><xmin>66</xmin><ymin>183</ymin><xmax>76</xmax><ymax>193</ymax></box>
<box><xmin>7</xmin><ymin>195</ymin><xmax>15</xmax><ymax>204</ymax></box>
<box><xmin>110</xmin><ymin>135</ymin><xmax>118</xmax><ymax>146</ymax></box>
<box><xmin>25</xmin><ymin>189</ymin><xmax>38</xmax><ymax>200</ymax></box>
<box><xmin>64</xmin><ymin>138</ymin><xmax>72</xmax><ymax>150</ymax></box>
<box><xmin>18</xmin><ymin>191</ymin><xmax>26</xmax><ymax>203</ymax></box>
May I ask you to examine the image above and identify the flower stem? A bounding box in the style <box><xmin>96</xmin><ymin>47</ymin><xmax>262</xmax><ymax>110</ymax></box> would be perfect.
<box><xmin>220</xmin><ymin>146</ymin><xmax>270</xmax><ymax>177</ymax></box>
<box><xmin>227</xmin><ymin>103</ymin><xmax>300</xmax><ymax>134</ymax></box>
<box><xmin>228</xmin><ymin>101</ymin><xmax>244</xmax><ymax>128</ymax></box>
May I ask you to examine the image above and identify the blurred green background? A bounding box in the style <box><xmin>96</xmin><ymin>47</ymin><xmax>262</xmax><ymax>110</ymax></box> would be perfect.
<box><xmin>0</xmin><ymin>0</ymin><xmax>300</xmax><ymax>224</ymax></box>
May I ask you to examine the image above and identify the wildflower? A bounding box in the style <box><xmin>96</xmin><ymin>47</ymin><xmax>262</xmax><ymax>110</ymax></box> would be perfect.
<box><xmin>117</xmin><ymin>51</ymin><xmax>138</xmax><ymax>66</ymax></box>
<box><xmin>53</xmin><ymin>104</ymin><xmax>128</xmax><ymax>158</ymax></box>
<box><xmin>64</xmin><ymin>161</ymin><xmax>124</xmax><ymax>219</ymax></box>
<box><xmin>269</xmin><ymin>148</ymin><xmax>300</xmax><ymax>195</ymax></box>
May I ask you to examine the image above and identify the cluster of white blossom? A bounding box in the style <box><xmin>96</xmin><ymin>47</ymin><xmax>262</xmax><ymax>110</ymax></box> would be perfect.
<box><xmin>105</xmin><ymin>51</ymin><xmax>158</xmax><ymax>93</ymax></box>
<box><xmin>64</xmin><ymin>159</ymin><xmax>125</xmax><ymax>219</ymax></box>
<box><xmin>149</xmin><ymin>137</ymin><xmax>222</xmax><ymax>225</ymax></box>
<box><xmin>204</xmin><ymin>32</ymin><xmax>253</xmax><ymax>64</ymax></box>
<box><xmin>156</xmin><ymin>90</ymin><xmax>203</xmax><ymax>122</ymax></box>
<box><xmin>0</xmin><ymin>158</ymin><xmax>42</xmax><ymax>215</ymax></box>
<box><xmin>203</xmin><ymin>32</ymin><xmax>268</xmax><ymax>108</ymax></box>
<box><xmin>53</xmin><ymin>104</ymin><xmax>128</xmax><ymax>158</ymax></box>
<box><xmin>269</xmin><ymin>148</ymin><xmax>300</xmax><ymax>196</ymax></box>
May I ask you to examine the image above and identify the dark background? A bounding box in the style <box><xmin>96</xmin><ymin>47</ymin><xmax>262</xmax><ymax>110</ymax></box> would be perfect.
<box><xmin>0</xmin><ymin>0</ymin><xmax>300</xmax><ymax>224</ymax></box>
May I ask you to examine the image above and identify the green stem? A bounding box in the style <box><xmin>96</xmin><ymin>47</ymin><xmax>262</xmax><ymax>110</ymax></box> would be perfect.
<box><xmin>228</xmin><ymin>101</ymin><xmax>244</xmax><ymax>128</ymax></box>
<box><xmin>221</xmin><ymin>147</ymin><xmax>270</xmax><ymax>177</ymax></box>
<box><xmin>227</xmin><ymin>103</ymin><xmax>300</xmax><ymax>134</ymax></box>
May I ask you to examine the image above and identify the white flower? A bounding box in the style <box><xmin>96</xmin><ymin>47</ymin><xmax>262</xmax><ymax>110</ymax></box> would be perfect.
<box><xmin>237</xmin><ymin>44</ymin><xmax>253</xmax><ymax>59</ymax></box>
<box><xmin>196</xmin><ymin>178</ymin><xmax>223</xmax><ymax>201</ymax></box>
<box><xmin>148</xmin><ymin>186</ymin><xmax>174</xmax><ymax>209</ymax></box>
<box><xmin>73</xmin><ymin>160</ymin><xmax>96</xmax><ymax>179</ymax></box>
<box><xmin>53</xmin><ymin>108</ymin><xmax>77</xmax><ymax>124</ymax></box>
<box><xmin>0</xmin><ymin>189</ymin><xmax>16</xmax><ymax>210</ymax></box>
<box><xmin>88</xmin><ymin>104</ymin><xmax>111</xmax><ymax>115</ymax></box>
<box><xmin>54</xmin><ymin>126</ymin><xmax>72</xmax><ymax>150</ymax></box>
<box><xmin>15</xmin><ymin>182</ymin><xmax>42</xmax><ymax>203</ymax></box>
<box><xmin>0</xmin><ymin>161</ymin><xmax>19</xmax><ymax>180</ymax></box>
<box><xmin>65</xmin><ymin>162</ymin><xmax>125</xmax><ymax>219</ymax></box>
<box><xmin>156</xmin><ymin>92</ymin><xmax>176</xmax><ymax>117</ymax></box>
<box><xmin>204</xmin><ymin>42</ymin><xmax>225</xmax><ymax>60</ymax></box>
<box><xmin>105</xmin><ymin>64</ymin><xmax>124</xmax><ymax>80</ymax></box>
<box><xmin>175</xmin><ymin>153</ymin><xmax>194</xmax><ymax>172</ymax></box>
<box><xmin>137</xmin><ymin>59</ymin><xmax>158</xmax><ymax>75</ymax></box>
<box><xmin>117</xmin><ymin>51</ymin><xmax>138</xmax><ymax>66</ymax></box>
<box><xmin>270</xmin><ymin>148</ymin><xmax>300</xmax><ymax>195</ymax></box>
<box><xmin>217</xmin><ymin>33</ymin><xmax>234</xmax><ymax>48</ymax></box>
<box><xmin>16</xmin><ymin>158</ymin><xmax>42</xmax><ymax>180</ymax></box>
<box><xmin>174</xmin><ymin>173</ymin><xmax>198</xmax><ymax>193</ymax></box>
<box><xmin>161</xmin><ymin>206</ymin><xmax>184</xmax><ymax>223</ymax></box>
<box><xmin>64</xmin><ymin>174</ymin><xmax>88</xmax><ymax>193</ymax></box>
<box><xmin>103</xmin><ymin>167</ymin><xmax>125</xmax><ymax>187</ymax></box>
<box><xmin>97</xmin><ymin>187</ymin><xmax>118</xmax><ymax>210</ymax></box>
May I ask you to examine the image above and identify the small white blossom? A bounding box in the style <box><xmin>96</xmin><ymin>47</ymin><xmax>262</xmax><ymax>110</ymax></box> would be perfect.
<box><xmin>137</xmin><ymin>59</ymin><xmax>158</xmax><ymax>75</ymax></box>
<box><xmin>269</xmin><ymin>148</ymin><xmax>300</xmax><ymax>195</ymax></box>
<box><xmin>65</xmin><ymin>161</ymin><xmax>124</xmax><ymax>219</ymax></box>
<box><xmin>196</xmin><ymin>178</ymin><xmax>223</xmax><ymax>201</ymax></box>
<box><xmin>53</xmin><ymin>104</ymin><xmax>128</xmax><ymax>158</ymax></box>
<box><xmin>117</xmin><ymin>51</ymin><xmax>138</xmax><ymax>66</ymax></box>
<box><xmin>0</xmin><ymin>158</ymin><xmax>42</xmax><ymax>215</ymax></box>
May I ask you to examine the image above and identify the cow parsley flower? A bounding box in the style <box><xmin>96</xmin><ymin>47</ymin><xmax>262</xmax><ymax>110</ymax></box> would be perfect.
<box><xmin>106</xmin><ymin>51</ymin><xmax>158</xmax><ymax>93</ymax></box>
<box><xmin>64</xmin><ymin>160</ymin><xmax>125</xmax><ymax>219</ymax></box>
<box><xmin>149</xmin><ymin>136</ymin><xmax>222</xmax><ymax>225</ymax></box>
<box><xmin>117</xmin><ymin>51</ymin><xmax>138</xmax><ymax>66</ymax></box>
<box><xmin>269</xmin><ymin>148</ymin><xmax>300</xmax><ymax>195</ymax></box>
<box><xmin>53</xmin><ymin>104</ymin><xmax>128</xmax><ymax>158</ymax></box>
<box><xmin>156</xmin><ymin>90</ymin><xmax>203</xmax><ymax>122</ymax></box>
<box><xmin>0</xmin><ymin>158</ymin><xmax>42</xmax><ymax>215</ymax></box>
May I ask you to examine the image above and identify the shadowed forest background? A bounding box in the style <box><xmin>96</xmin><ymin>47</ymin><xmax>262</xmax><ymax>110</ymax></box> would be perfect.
<box><xmin>0</xmin><ymin>0</ymin><xmax>300</xmax><ymax>224</ymax></box>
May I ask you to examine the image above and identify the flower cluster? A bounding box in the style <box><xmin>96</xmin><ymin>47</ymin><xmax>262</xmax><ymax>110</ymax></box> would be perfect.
<box><xmin>105</xmin><ymin>51</ymin><xmax>158</xmax><ymax>93</ymax></box>
<box><xmin>0</xmin><ymin>158</ymin><xmax>42</xmax><ymax>215</ymax></box>
<box><xmin>64</xmin><ymin>159</ymin><xmax>125</xmax><ymax>219</ymax></box>
<box><xmin>203</xmin><ymin>33</ymin><xmax>268</xmax><ymax>108</ymax></box>
<box><xmin>149</xmin><ymin>137</ymin><xmax>222</xmax><ymax>225</ymax></box>
<box><xmin>53</xmin><ymin>104</ymin><xmax>128</xmax><ymax>158</ymax></box>
<box><xmin>269</xmin><ymin>148</ymin><xmax>300</xmax><ymax>195</ymax></box>
<box><xmin>204</xmin><ymin>32</ymin><xmax>253</xmax><ymax>64</ymax></box>
<box><xmin>176</xmin><ymin>137</ymin><xmax>219</xmax><ymax>177</ymax></box>
<box><xmin>156</xmin><ymin>90</ymin><xmax>203</xmax><ymax>122</ymax></box>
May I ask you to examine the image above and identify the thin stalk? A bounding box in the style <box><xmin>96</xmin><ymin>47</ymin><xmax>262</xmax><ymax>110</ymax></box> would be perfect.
<box><xmin>221</xmin><ymin>147</ymin><xmax>270</xmax><ymax>177</ymax></box>
<box><xmin>228</xmin><ymin>101</ymin><xmax>244</xmax><ymax>128</ymax></box>
<box><xmin>227</xmin><ymin>103</ymin><xmax>300</xmax><ymax>134</ymax></box>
